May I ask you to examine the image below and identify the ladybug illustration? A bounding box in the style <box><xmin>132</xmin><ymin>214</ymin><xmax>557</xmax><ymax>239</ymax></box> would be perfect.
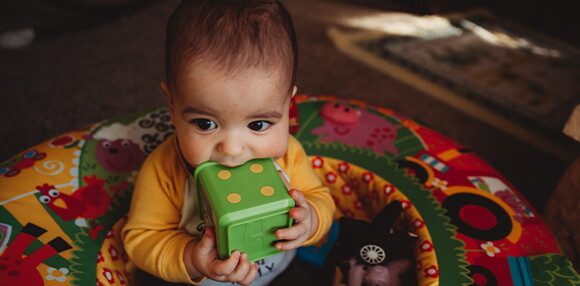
<box><xmin>0</xmin><ymin>150</ymin><xmax>47</xmax><ymax>177</ymax></box>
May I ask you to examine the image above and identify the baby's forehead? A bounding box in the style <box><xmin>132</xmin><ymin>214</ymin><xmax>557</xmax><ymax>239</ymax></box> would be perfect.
<box><xmin>175</xmin><ymin>61</ymin><xmax>292</xmax><ymax>91</ymax></box>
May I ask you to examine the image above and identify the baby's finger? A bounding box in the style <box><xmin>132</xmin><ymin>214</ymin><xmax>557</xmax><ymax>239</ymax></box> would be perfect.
<box><xmin>276</xmin><ymin>223</ymin><xmax>305</xmax><ymax>241</ymax></box>
<box><xmin>289</xmin><ymin>189</ymin><xmax>307</xmax><ymax>207</ymax></box>
<box><xmin>196</xmin><ymin>227</ymin><xmax>216</xmax><ymax>256</ymax></box>
<box><xmin>289</xmin><ymin>206</ymin><xmax>308</xmax><ymax>221</ymax></box>
<box><xmin>238</xmin><ymin>262</ymin><xmax>259</xmax><ymax>286</ymax></box>
<box><xmin>275</xmin><ymin>235</ymin><xmax>306</xmax><ymax>251</ymax></box>
<box><xmin>210</xmin><ymin>251</ymin><xmax>240</xmax><ymax>276</ymax></box>
<box><xmin>227</xmin><ymin>253</ymin><xmax>251</xmax><ymax>281</ymax></box>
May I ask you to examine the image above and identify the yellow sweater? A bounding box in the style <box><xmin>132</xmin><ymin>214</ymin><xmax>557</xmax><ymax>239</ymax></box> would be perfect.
<box><xmin>122</xmin><ymin>134</ymin><xmax>334</xmax><ymax>284</ymax></box>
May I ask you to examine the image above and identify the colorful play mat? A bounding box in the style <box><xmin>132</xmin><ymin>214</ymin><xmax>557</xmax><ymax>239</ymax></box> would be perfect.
<box><xmin>328</xmin><ymin>9</ymin><xmax>580</xmax><ymax>159</ymax></box>
<box><xmin>0</xmin><ymin>94</ymin><xmax>578</xmax><ymax>285</ymax></box>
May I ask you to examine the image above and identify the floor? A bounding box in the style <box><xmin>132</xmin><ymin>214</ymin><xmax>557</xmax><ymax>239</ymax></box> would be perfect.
<box><xmin>0</xmin><ymin>0</ymin><xmax>577</xmax><ymax>214</ymax></box>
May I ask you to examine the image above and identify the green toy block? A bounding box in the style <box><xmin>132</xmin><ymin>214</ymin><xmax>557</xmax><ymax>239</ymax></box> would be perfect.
<box><xmin>195</xmin><ymin>158</ymin><xmax>295</xmax><ymax>262</ymax></box>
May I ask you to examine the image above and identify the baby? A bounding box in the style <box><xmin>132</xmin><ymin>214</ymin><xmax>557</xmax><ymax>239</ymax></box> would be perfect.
<box><xmin>121</xmin><ymin>0</ymin><xmax>334</xmax><ymax>285</ymax></box>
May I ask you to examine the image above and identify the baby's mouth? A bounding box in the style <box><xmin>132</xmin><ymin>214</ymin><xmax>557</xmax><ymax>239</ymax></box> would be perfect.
<box><xmin>215</xmin><ymin>159</ymin><xmax>248</xmax><ymax>168</ymax></box>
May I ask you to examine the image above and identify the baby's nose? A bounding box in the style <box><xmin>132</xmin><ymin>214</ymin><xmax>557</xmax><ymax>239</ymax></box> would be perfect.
<box><xmin>217</xmin><ymin>136</ymin><xmax>245</xmax><ymax>157</ymax></box>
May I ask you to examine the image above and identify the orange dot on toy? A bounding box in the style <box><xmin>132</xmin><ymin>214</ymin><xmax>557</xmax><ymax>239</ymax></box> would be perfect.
<box><xmin>218</xmin><ymin>170</ymin><xmax>231</xmax><ymax>180</ymax></box>
<box><xmin>260</xmin><ymin>186</ymin><xmax>275</xmax><ymax>196</ymax></box>
<box><xmin>227</xmin><ymin>193</ymin><xmax>241</xmax><ymax>203</ymax></box>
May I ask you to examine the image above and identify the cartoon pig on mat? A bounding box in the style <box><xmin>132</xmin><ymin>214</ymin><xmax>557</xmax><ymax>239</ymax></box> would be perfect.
<box><xmin>312</xmin><ymin>102</ymin><xmax>399</xmax><ymax>155</ymax></box>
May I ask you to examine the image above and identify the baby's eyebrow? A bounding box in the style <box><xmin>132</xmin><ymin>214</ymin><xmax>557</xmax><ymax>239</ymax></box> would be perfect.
<box><xmin>181</xmin><ymin>106</ymin><xmax>215</xmax><ymax>117</ymax></box>
<box><xmin>247</xmin><ymin>111</ymin><xmax>282</xmax><ymax>120</ymax></box>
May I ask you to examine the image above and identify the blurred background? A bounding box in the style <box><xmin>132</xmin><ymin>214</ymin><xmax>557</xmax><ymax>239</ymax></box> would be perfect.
<box><xmin>1</xmin><ymin>0</ymin><xmax>578</xmax><ymax>215</ymax></box>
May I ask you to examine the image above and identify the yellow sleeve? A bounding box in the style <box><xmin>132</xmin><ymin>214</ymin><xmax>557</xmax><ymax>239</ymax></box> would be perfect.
<box><xmin>277</xmin><ymin>136</ymin><xmax>335</xmax><ymax>246</ymax></box>
<box><xmin>121</xmin><ymin>135</ymin><xmax>198</xmax><ymax>284</ymax></box>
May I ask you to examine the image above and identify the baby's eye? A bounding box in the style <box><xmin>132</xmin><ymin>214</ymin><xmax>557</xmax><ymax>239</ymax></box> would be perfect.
<box><xmin>191</xmin><ymin>119</ymin><xmax>217</xmax><ymax>131</ymax></box>
<box><xmin>247</xmin><ymin>120</ymin><xmax>272</xmax><ymax>132</ymax></box>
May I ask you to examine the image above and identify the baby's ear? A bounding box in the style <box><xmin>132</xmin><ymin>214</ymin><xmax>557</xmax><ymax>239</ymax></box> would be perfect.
<box><xmin>160</xmin><ymin>81</ymin><xmax>174</xmax><ymax>113</ymax></box>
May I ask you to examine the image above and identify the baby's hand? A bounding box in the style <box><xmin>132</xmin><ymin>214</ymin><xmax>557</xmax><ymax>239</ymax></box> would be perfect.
<box><xmin>184</xmin><ymin>227</ymin><xmax>258</xmax><ymax>285</ymax></box>
<box><xmin>274</xmin><ymin>189</ymin><xmax>318</xmax><ymax>251</ymax></box>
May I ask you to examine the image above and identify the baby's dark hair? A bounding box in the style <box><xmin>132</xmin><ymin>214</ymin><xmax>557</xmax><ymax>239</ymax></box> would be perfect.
<box><xmin>165</xmin><ymin>0</ymin><xmax>298</xmax><ymax>92</ymax></box>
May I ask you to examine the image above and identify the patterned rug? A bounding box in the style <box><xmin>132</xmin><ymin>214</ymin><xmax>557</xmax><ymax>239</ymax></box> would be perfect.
<box><xmin>328</xmin><ymin>9</ymin><xmax>580</xmax><ymax>159</ymax></box>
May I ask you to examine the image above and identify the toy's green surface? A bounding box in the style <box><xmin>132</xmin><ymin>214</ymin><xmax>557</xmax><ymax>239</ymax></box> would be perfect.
<box><xmin>195</xmin><ymin>158</ymin><xmax>295</xmax><ymax>261</ymax></box>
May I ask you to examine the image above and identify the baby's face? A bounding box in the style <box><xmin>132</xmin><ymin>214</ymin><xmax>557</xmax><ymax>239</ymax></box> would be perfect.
<box><xmin>165</xmin><ymin>65</ymin><xmax>294</xmax><ymax>168</ymax></box>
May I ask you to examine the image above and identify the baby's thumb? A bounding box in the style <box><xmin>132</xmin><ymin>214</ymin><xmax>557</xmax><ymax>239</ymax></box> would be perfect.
<box><xmin>197</xmin><ymin>227</ymin><xmax>216</xmax><ymax>256</ymax></box>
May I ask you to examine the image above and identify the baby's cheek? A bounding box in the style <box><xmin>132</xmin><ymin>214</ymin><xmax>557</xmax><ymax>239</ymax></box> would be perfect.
<box><xmin>180</xmin><ymin>142</ymin><xmax>207</xmax><ymax>167</ymax></box>
<box><xmin>264</xmin><ymin>138</ymin><xmax>288</xmax><ymax>159</ymax></box>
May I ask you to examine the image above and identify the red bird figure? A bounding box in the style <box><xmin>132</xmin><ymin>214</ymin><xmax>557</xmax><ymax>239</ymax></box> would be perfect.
<box><xmin>37</xmin><ymin>175</ymin><xmax>122</xmax><ymax>239</ymax></box>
